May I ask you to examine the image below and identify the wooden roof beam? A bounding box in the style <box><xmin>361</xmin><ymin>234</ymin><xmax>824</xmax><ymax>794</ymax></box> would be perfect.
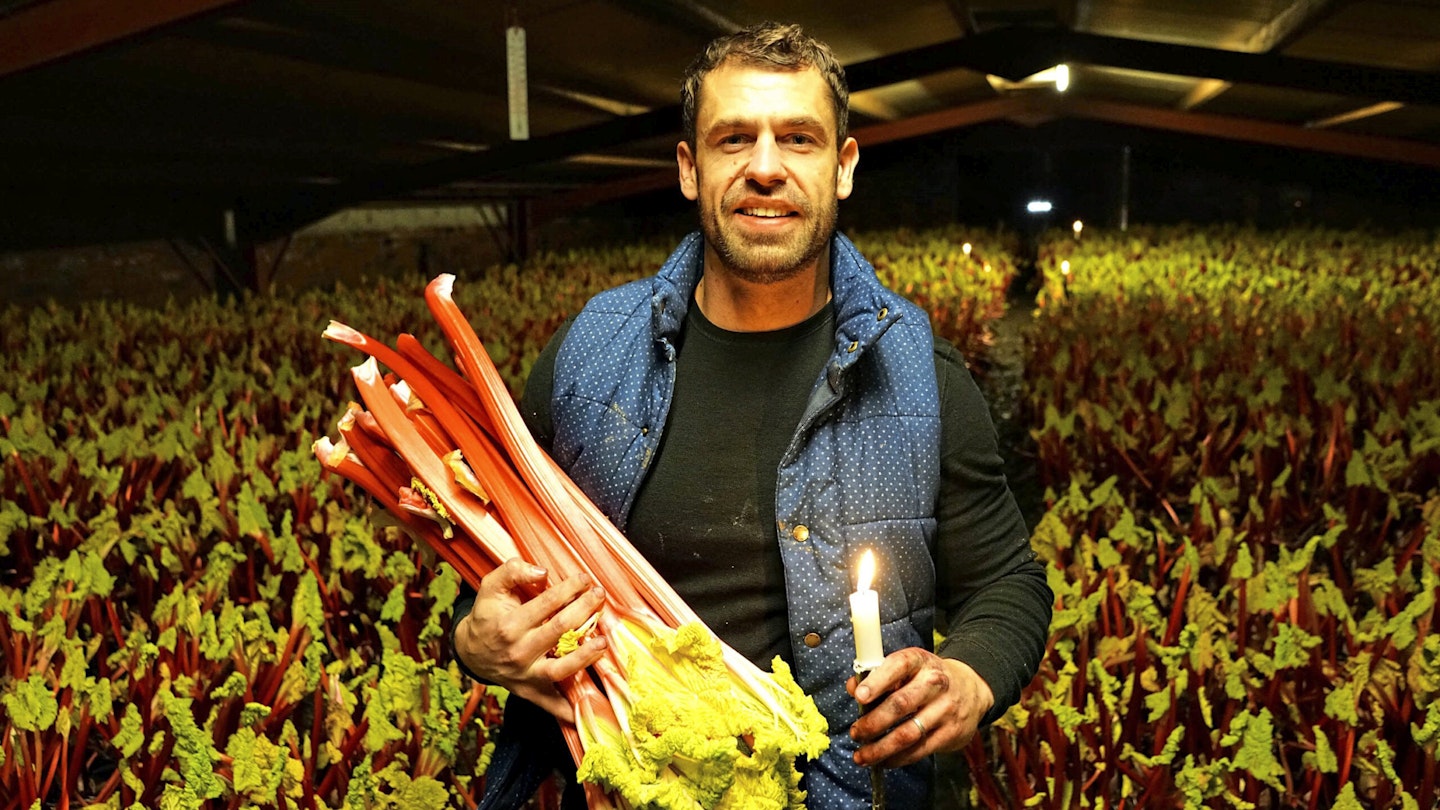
<box><xmin>191</xmin><ymin>13</ymin><xmax>657</xmax><ymax>118</ymax></box>
<box><xmin>1250</xmin><ymin>0</ymin><xmax>1347</xmax><ymax>53</ymax></box>
<box><xmin>1178</xmin><ymin>0</ymin><xmax>1348</xmax><ymax>110</ymax></box>
<box><xmin>1306</xmin><ymin>101</ymin><xmax>1405</xmax><ymax>129</ymax></box>
<box><xmin>605</xmin><ymin>0</ymin><xmax>740</xmax><ymax>40</ymax></box>
<box><xmin>945</xmin><ymin>1</ymin><xmax>977</xmax><ymax>36</ymax></box>
<box><xmin>1053</xmin><ymin>96</ymin><xmax>1440</xmax><ymax>169</ymax></box>
<box><xmin>0</xmin><ymin>0</ymin><xmax>245</xmax><ymax>79</ymax></box>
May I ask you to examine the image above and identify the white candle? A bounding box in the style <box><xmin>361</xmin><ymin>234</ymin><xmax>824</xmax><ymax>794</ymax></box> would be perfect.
<box><xmin>850</xmin><ymin>549</ymin><xmax>885</xmax><ymax>670</ymax></box>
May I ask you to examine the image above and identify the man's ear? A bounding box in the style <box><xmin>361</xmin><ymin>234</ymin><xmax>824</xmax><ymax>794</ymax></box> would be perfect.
<box><xmin>677</xmin><ymin>141</ymin><xmax>699</xmax><ymax>201</ymax></box>
<box><xmin>836</xmin><ymin>137</ymin><xmax>859</xmax><ymax>200</ymax></box>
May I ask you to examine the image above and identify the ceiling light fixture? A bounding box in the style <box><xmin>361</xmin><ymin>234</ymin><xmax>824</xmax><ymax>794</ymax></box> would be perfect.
<box><xmin>986</xmin><ymin>64</ymin><xmax>1072</xmax><ymax>94</ymax></box>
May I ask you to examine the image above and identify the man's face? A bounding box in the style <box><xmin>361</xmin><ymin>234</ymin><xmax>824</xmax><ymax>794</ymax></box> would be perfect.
<box><xmin>678</xmin><ymin>62</ymin><xmax>859</xmax><ymax>285</ymax></box>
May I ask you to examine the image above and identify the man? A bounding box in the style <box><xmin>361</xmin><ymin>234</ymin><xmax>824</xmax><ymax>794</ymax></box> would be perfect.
<box><xmin>454</xmin><ymin>21</ymin><xmax>1052</xmax><ymax>808</ymax></box>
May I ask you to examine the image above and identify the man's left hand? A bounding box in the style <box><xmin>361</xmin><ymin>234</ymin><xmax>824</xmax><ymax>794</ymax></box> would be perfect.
<box><xmin>845</xmin><ymin>648</ymin><xmax>995</xmax><ymax>769</ymax></box>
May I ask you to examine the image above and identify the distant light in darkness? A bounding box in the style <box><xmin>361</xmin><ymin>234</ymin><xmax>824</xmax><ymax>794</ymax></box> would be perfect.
<box><xmin>1027</xmin><ymin>200</ymin><xmax>1053</xmax><ymax>214</ymax></box>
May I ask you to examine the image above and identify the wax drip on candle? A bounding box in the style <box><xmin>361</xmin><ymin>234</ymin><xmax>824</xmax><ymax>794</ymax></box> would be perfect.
<box><xmin>851</xmin><ymin>549</ymin><xmax>885</xmax><ymax>671</ymax></box>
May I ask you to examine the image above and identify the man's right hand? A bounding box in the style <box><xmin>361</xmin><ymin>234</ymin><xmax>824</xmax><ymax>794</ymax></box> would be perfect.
<box><xmin>454</xmin><ymin>558</ymin><xmax>609</xmax><ymax>724</ymax></box>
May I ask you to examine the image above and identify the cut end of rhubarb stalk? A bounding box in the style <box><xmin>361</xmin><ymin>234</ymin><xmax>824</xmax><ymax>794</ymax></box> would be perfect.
<box><xmin>351</xmin><ymin>356</ymin><xmax>381</xmax><ymax>385</ymax></box>
<box><xmin>429</xmin><ymin>274</ymin><xmax>456</xmax><ymax>298</ymax></box>
<box><xmin>323</xmin><ymin>320</ymin><xmax>366</xmax><ymax>345</ymax></box>
<box><xmin>328</xmin><ymin>438</ymin><xmax>354</xmax><ymax>467</ymax></box>
<box><xmin>313</xmin><ymin>435</ymin><xmax>354</xmax><ymax>466</ymax></box>
<box><xmin>392</xmin><ymin>380</ymin><xmax>427</xmax><ymax>412</ymax></box>
<box><xmin>392</xmin><ymin>379</ymin><xmax>412</xmax><ymax>403</ymax></box>
<box><xmin>337</xmin><ymin>402</ymin><xmax>361</xmax><ymax>432</ymax></box>
<box><xmin>312</xmin><ymin>436</ymin><xmax>356</xmax><ymax>469</ymax></box>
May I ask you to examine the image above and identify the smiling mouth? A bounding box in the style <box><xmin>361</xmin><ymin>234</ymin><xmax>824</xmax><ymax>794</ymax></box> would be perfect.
<box><xmin>737</xmin><ymin>207</ymin><xmax>797</xmax><ymax>218</ymax></box>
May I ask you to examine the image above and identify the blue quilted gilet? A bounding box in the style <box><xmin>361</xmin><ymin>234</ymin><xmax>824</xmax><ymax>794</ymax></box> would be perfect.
<box><xmin>550</xmin><ymin>231</ymin><xmax>942</xmax><ymax>808</ymax></box>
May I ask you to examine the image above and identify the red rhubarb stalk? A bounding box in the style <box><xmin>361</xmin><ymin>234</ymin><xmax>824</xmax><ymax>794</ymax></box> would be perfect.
<box><xmin>424</xmin><ymin>275</ymin><xmax>697</xmax><ymax>627</ymax></box>
<box><xmin>349</xmin><ymin>358</ymin><xmax>562</xmax><ymax>577</ymax></box>
<box><xmin>313</xmin><ymin>437</ymin><xmax>490</xmax><ymax>585</ymax></box>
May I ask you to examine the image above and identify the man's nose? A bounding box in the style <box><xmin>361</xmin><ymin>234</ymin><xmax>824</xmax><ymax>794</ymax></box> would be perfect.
<box><xmin>745</xmin><ymin>135</ymin><xmax>787</xmax><ymax>186</ymax></box>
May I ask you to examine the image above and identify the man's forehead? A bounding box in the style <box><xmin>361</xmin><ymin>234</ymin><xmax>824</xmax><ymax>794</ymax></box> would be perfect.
<box><xmin>695</xmin><ymin>63</ymin><xmax>835</xmax><ymax>127</ymax></box>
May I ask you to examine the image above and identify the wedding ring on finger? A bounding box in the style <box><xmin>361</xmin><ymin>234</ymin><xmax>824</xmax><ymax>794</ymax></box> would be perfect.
<box><xmin>911</xmin><ymin>716</ymin><xmax>926</xmax><ymax>736</ymax></box>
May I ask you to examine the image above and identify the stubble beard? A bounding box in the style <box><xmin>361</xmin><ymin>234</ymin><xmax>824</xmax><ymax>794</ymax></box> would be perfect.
<box><xmin>698</xmin><ymin>178</ymin><xmax>838</xmax><ymax>285</ymax></box>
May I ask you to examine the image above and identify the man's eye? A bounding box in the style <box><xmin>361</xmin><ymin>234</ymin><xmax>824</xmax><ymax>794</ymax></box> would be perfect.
<box><xmin>722</xmin><ymin>134</ymin><xmax>748</xmax><ymax>145</ymax></box>
<box><xmin>788</xmin><ymin>134</ymin><xmax>811</xmax><ymax>146</ymax></box>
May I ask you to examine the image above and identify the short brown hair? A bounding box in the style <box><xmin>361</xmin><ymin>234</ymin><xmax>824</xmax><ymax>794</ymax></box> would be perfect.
<box><xmin>681</xmin><ymin>21</ymin><xmax>850</xmax><ymax>149</ymax></box>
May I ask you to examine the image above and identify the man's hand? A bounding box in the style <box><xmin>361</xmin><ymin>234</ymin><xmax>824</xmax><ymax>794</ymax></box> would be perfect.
<box><xmin>454</xmin><ymin>558</ymin><xmax>609</xmax><ymax>724</ymax></box>
<box><xmin>845</xmin><ymin>648</ymin><xmax>995</xmax><ymax>769</ymax></box>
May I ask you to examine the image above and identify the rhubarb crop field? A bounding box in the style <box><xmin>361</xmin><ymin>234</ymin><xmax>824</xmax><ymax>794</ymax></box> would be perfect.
<box><xmin>997</xmin><ymin>225</ymin><xmax>1439</xmax><ymax>808</ymax></box>
<box><xmin>2</xmin><ymin>225</ymin><xmax>1436</xmax><ymax>808</ymax></box>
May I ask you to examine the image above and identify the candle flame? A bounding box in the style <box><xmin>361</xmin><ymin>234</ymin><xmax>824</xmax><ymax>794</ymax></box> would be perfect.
<box><xmin>857</xmin><ymin>549</ymin><xmax>875</xmax><ymax>592</ymax></box>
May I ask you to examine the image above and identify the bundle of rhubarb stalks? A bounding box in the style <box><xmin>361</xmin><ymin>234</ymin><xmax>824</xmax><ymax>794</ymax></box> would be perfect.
<box><xmin>314</xmin><ymin>275</ymin><xmax>829</xmax><ymax>809</ymax></box>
